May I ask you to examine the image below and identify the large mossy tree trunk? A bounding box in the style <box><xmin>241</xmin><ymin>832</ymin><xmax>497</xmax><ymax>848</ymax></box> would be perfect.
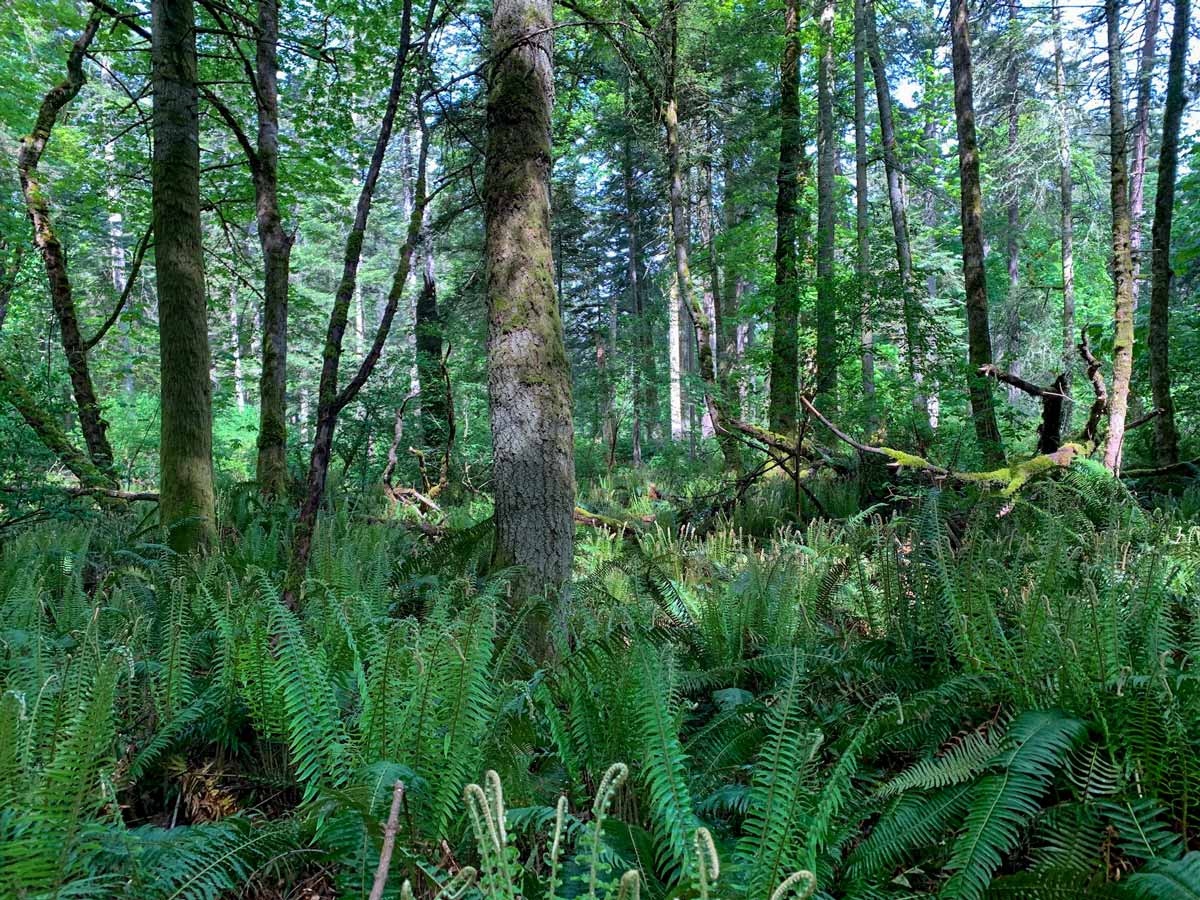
<box><xmin>767</xmin><ymin>0</ymin><xmax>802</xmax><ymax>436</ymax></box>
<box><xmin>1102</xmin><ymin>0</ymin><xmax>1136</xmax><ymax>472</ymax></box>
<box><xmin>152</xmin><ymin>0</ymin><xmax>217</xmax><ymax>552</ymax></box>
<box><xmin>1148</xmin><ymin>0</ymin><xmax>1187</xmax><ymax>467</ymax></box>
<box><xmin>949</xmin><ymin>0</ymin><xmax>1004</xmax><ymax>466</ymax></box>
<box><xmin>18</xmin><ymin>14</ymin><xmax>115</xmax><ymax>476</ymax></box>
<box><xmin>253</xmin><ymin>0</ymin><xmax>295</xmax><ymax>498</ymax></box>
<box><xmin>484</xmin><ymin>0</ymin><xmax>576</xmax><ymax>648</ymax></box>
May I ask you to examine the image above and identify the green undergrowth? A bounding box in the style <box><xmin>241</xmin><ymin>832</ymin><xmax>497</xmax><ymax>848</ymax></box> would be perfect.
<box><xmin>1</xmin><ymin>462</ymin><xmax>1199</xmax><ymax>898</ymax></box>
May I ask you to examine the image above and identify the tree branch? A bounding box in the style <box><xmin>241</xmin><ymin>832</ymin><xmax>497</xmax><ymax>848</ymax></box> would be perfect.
<box><xmin>84</xmin><ymin>226</ymin><xmax>152</xmax><ymax>351</ymax></box>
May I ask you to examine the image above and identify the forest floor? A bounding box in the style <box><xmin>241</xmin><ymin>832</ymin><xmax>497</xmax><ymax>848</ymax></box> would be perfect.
<box><xmin>1</xmin><ymin>462</ymin><xmax>1199</xmax><ymax>898</ymax></box>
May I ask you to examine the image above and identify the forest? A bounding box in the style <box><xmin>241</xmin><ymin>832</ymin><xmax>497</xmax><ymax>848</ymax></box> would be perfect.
<box><xmin>1</xmin><ymin>0</ymin><xmax>1200</xmax><ymax>895</ymax></box>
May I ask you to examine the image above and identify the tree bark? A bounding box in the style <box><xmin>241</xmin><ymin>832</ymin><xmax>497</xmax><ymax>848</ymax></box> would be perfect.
<box><xmin>230</xmin><ymin>287</ymin><xmax>246</xmax><ymax>412</ymax></box>
<box><xmin>768</xmin><ymin>0</ymin><xmax>803</xmax><ymax>435</ymax></box>
<box><xmin>17</xmin><ymin>14</ymin><xmax>115</xmax><ymax>475</ymax></box>
<box><xmin>815</xmin><ymin>0</ymin><xmax>838</xmax><ymax>407</ymax></box>
<box><xmin>1103</xmin><ymin>0</ymin><xmax>1136</xmax><ymax>472</ymax></box>
<box><xmin>864</xmin><ymin>0</ymin><xmax>927</xmax><ymax>418</ymax></box>
<box><xmin>1148</xmin><ymin>0</ymin><xmax>1187</xmax><ymax>466</ymax></box>
<box><xmin>622</xmin><ymin>107</ymin><xmax>653</xmax><ymax>463</ymax></box>
<box><xmin>102</xmin><ymin>62</ymin><xmax>136</xmax><ymax>399</ymax></box>
<box><xmin>152</xmin><ymin>0</ymin><xmax>217</xmax><ymax>552</ymax></box>
<box><xmin>253</xmin><ymin>0</ymin><xmax>295</xmax><ymax>498</ymax></box>
<box><xmin>415</xmin><ymin>213</ymin><xmax>447</xmax><ymax>452</ymax></box>
<box><xmin>669</xmin><ymin>268</ymin><xmax>685</xmax><ymax>440</ymax></box>
<box><xmin>949</xmin><ymin>0</ymin><xmax>1004</xmax><ymax>465</ymax></box>
<box><xmin>699</xmin><ymin>119</ymin><xmax>740</xmax><ymax>472</ymax></box>
<box><xmin>1002</xmin><ymin>0</ymin><xmax>1022</xmax><ymax>401</ymax></box>
<box><xmin>719</xmin><ymin>113</ymin><xmax>746</xmax><ymax>441</ymax></box>
<box><xmin>854</xmin><ymin>0</ymin><xmax>875</xmax><ymax>427</ymax></box>
<box><xmin>1052</xmin><ymin>0</ymin><xmax>1075</xmax><ymax>412</ymax></box>
<box><xmin>1129</xmin><ymin>0</ymin><xmax>1161</xmax><ymax>306</ymax></box>
<box><xmin>484</xmin><ymin>0</ymin><xmax>576</xmax><ymax>631</ymax></box>
<box><xmin>0</xmin><ymin>361</ymin><xmax>115</xmax><ymax>493</ymax></box>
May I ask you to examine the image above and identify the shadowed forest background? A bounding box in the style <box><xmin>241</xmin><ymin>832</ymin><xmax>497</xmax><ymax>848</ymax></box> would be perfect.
<box><xmin>2</xmin><ymin>0</ymin><xmax>1200</xmax><ymax>895</ymax></box>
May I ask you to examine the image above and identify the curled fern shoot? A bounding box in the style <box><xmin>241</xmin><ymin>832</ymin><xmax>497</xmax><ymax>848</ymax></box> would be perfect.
<box><xmin>548</xmin><ymin>794</ymin><xmax>568</xmax><ymax>900</ymax></box>
<box><xmin>588</xmin><ymin>762</ymin><xmax>630</xmax><ymax>900</ymax></box>
<box><xmin>695</xmin><ymin>827</ymin><xmax>720</xmax><ymax>900</ymax></box>
<box><xmin>770</xmin><ymin>870</ymin><xmax>818</xmax><ymax>900</ymax></box>
<box><xmin>617</xmin><ymin>869</ymin><xmax>641</xmax><ymax>900</ymax></box>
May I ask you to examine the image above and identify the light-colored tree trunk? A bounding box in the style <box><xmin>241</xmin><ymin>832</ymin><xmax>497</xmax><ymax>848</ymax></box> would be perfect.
<box><xmin>1148</xmin><ymin>0</ymin><xmax>1187</xmax><ymax>466</ymax></box>
<box><xmin>949</xmin><ymin>0</ymin><xmax>1004</xmax><ymax>465</ymax></box>
<box><xmin>920</xmin><ymin>100</ymin><xmax>941</xmax><ymax>430</ymax></box>
<box><xmin>1129</xmin><ymin>0</ymin><xmax>1161</xmax><ymax>307</ymax></box>
<box><xmin>230</xmin><ymin>288</ymin><xmax>245</xmax><ymax>412</ymax></box>
<box><xmin>484</xmin><ymin>0</ymin><xmax>575</xmax><ymax>637</ymax></box>
<box><xmin>152</xmin><ymin>0</ymin><xmax>217</xmax><ymax>551</ymax></box>
<box><xmin>1002</xmin><ymin>0</ymin><xmax>1022</xmax><ymax>404</ymax></box>
<box><xmin>669</xmin><ymin>270</ymin><xmax>685</xmax><ymax>440</ymax></box>
<box><xmin>1103</xmin><ymin>0</ymin><xmax>1136</xmax><ymax>471</ymax></box>
<box><xmin>1052</xmin><ymin>0</ymin><xmax>1075</xmax><ymax>412</ymax></box>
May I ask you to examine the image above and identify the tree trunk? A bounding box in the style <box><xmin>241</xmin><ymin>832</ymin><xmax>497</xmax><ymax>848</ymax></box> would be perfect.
<box><xmin>254</xmin><ymin>0</ymin><xmax>295</xmax><ymax>498</ymax></box>
<box><xmin>1103</xmin><ymin>0</ymin><xmax>1136</xmax><ymax>472</ymax></box>
<box><xmin>622</xmin><ymin>110</ymin><xmax>652</xmax><ymax>463</ymax></box>
<box><xmin>865</xmin><ymin>0</ymin><xmax>927</xmax><ymax>419</ymax></box>
<box><xmin>484</xmin><ymin>0</ymin><xmax>575</xmax><ymax>633</ymax></box>
<box><xmin>102</xmin><ymin>63</ymin><xmax>136</xmax><ymax>399</ymax></box>
<box><xmin>284</xmin><ymin>1</ymin><xmax>417</xmax><ymax>606</ymax></box>
<box><xmin>669</xmin><ymin>268</ymin><xmax>685</xmax><ymax>440</ymax></box>
<box><xmin>415</xmin><ymin>214</ymin><xmax>447</xmax><ymax>451</ymax></box>
<box><xmin>230</xmin><ymin>288</ymin><xmax>246</xmax><ymax>412</ymax></box>
<box><xmin>153</xmin><ymin>0</ymin><xmax>217</xmax><ymax>552</ymax></box>
<box><xmin>1052</xmin><ymin>0</ymin><xmax>1075</xmax><ymax>413</ymax></box>
<box><xmin>1129</xmin><ymin>0</ymin><xmax>1161</xmax><ymax>307</ymax></box>
<box><xmin>1148</xmin><ymin>0</ymin><xmax>1187</xmax><ymax>466</ymax></box>
<box><xmin>815</xmin><ymin>0</ymin><xmax>838</xmax><ymax>407</ymax></box>
<box><xmin>0</xmin><ymin>361</ymin><xmax>115</xmax><ymax>492</ymax></box>
<box><xmin>949</xmin><ymin>0</ymin><xmax>1004</xmax><ymax>465</ymax></box>
<box><xmin>768</xmin><ymin>0</ymin><xmax>803</xmax><ymax>435</ymax></box>
<box><xmin>18</xmin><ymin>14</ymin><xmax>115</xmax><ymax>475</ymax></box>
<box><xmin>719</xmin><ymin>118</ymin><xmax>746</xmax><ymax>436</ymax></box>
<box><xmin>1002</xmin><ymin>0</ymin><xmax>1022</xmax><ymax>402</ymax></box>
<box><xmin>699</xmin><ymin>120</ymin><xmax>740</xmax><ymax>472</ymax></box>
<box><xmin>854</xmin><ymin>0</ymin><xmax>875</xmax><ymax>427</ymax></box>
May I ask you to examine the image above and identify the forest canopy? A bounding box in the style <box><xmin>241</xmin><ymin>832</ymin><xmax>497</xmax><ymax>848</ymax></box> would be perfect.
<box><xmin>1</xmin><ymin>0</ymin><xmax>1199</xmax><ymax>895</ymax></box>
